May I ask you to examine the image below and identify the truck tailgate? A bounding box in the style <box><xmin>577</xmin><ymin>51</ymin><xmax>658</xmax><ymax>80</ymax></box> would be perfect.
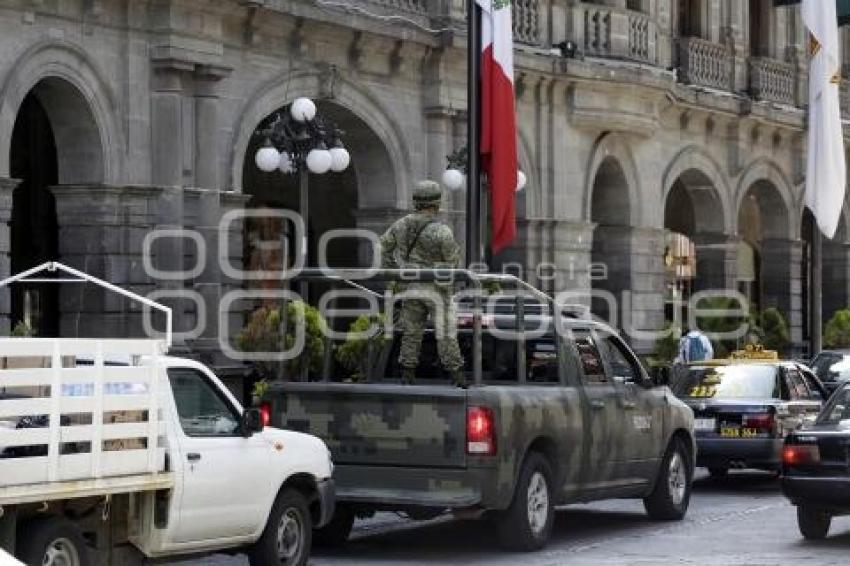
<box><xmin>275</xmin><ymin>383</ymin><xmax>467</xmax><ymax>468</ymax></box>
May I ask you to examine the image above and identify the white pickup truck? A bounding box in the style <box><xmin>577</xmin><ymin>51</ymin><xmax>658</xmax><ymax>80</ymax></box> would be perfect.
<box><xmin>0</xmin><ymin>263</ymin><xmax>335</xmax><ymax>566</ymax></box>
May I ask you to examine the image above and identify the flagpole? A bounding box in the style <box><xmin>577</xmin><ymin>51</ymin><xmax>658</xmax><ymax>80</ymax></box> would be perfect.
<box><xmin>466</xmin><ymin>0</ymin><xmax>483</xmax><ymax>267</ymax></box>
<box><xmin>811</xmin><ymin>219</ymin><xmax>823</xmax><ymax>355</ymax></box>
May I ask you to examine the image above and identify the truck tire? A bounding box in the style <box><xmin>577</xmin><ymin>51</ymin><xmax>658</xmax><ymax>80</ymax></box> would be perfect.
<box><xmin>313</xmin><ymin>504</ymin><xmax>354</xmax><ymax>547</ymax></box>
<box><xmin>494</xmin><ymin>452</ymin><xmax>555</xmax><ymax>552</ymax></box>
<box><xmin>797</xmin><ymin>506</ymin><xmax>831</xmax><ymax>540</ymax></box>
<box><xmin>249</xmin><ymin>488</ymin><xmax>312</xmax><ymax>566</ymax></box>
<box><xmin>644</xmin><ymin>438</ymin><xmax>691</xmax><ymax>520</ymax></box>
<box><xmin>16</xmin><ymin>516</ymin><xmax>91</xmax><ymax>566</ymax></box>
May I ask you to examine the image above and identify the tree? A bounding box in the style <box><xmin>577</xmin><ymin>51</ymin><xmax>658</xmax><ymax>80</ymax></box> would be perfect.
<box><xmin>236</xmin><ymin>302</ymin><xmax>328</xmax><ymax>380</ymax></box>
<box><xmin>825</xmin><ymin>309</ymin><xmax>850</xmax><ymax>349</ymax></box>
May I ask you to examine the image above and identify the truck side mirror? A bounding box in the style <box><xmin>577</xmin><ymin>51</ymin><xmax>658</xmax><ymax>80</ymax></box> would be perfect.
<box><xmin>241</xmin><ymin>408</ymin><xmax>264</xmax><ymax>437</ymax></box>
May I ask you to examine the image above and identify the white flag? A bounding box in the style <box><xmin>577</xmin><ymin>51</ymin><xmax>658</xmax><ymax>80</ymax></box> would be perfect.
<box><xmin>803</xmin><ymin>0</ymin><xmax>846</xmax><ymax>239</ymax></box>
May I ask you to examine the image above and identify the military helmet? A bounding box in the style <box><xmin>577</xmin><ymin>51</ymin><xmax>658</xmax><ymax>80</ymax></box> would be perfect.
<box><xmin>412</xmin><ymin>180</ymin><xmax>443</xmax><ymax>207</ymax></box>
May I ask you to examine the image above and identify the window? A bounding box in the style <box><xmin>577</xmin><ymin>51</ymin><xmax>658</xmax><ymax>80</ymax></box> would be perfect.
<box><xmin>168</xmin><ymin>369</ymin><xmax>240</xmax><ymax>437</ymax></box>
<box><xmin>818</xmin><ymin>387</ymin><xmax>850</xmax><ymax>425</ymax></box>
<box><xmin>605</xmin><ymin>336</ymin><xmax>641</xmax><ymax>384</ymax></box>
<box><xmin>799</xmin><ymin>369</ymin><xmax>825</xmax><ymax>401</ymax></box>
<box><xmin>678</xmin><ymin>0</ymin><xmax>702</xmax><ymax>38</ymax></box>
<box><xmin>749</xmin><ymin>0</ymin><xmax>771</xmax><ymax>57</ymax></box>
<box><xmin>575</xmin><ymin>333</ymin><xmax>606</xmax><ymax>384</ymax></box>
<box><xmin>527</xmin><ymin>338</ymin><xmax>560</xmax><ymax>384</ymax></box>
<box><xmin>784</xmin><ymin>368</ymin><xmax>812</xmax><ymax>401</ymax></box>
<box><xmin>674</xmin><ymin>365</ymin><xmax>779</xmax><ymax>399</ymax></box>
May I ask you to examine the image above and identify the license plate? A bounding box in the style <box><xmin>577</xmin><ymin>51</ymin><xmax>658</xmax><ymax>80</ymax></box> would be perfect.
<box><xmin>694</xmin><ymin>418</ymin><xmax>716</xmax><ymax>431</ymax></box>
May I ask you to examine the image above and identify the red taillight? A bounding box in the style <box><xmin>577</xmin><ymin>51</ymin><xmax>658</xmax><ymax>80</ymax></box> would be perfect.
<box><xmin>259</xmin><ymin>401</ymin><xmax>271</xmax><ymax>428</ymax></box>
<box><xmin>743</xmin><ymin>412</ymin><xmax>775</xmax><ymax>434</ymax></box>
<box><xmin>783</xmin><ymin>444</ymin><xmax>820</xmax><ymax>465</ymax></box>
<box><xmin>467</xmin><ymin>406</ymin><xmax>496</xmax><ymax>456</ymax></box>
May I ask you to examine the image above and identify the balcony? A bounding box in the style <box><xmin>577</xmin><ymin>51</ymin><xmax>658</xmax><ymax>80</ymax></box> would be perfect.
<box><xmin>579</xmin><ymin>3</ymin><xmax>657</xmax><ymax>65</ymax></box>
<box><xmin>365</xmin><ymin>0</ymin><xmax>427</xmax><ymax>14</ymax></box>
<box><xmin>677</xmin><ymin>37</ymin><xmax>731</xmax><ymax>91</ymax></box>
<box><xmin>513</xmin><ymin>0</ymin><xmax>541</xmax><ymax>46</ymax></box>
<box><xmin>749</xmin><ymin>57</ymin><xmax>796</xmax><ymax>106</ymax></box>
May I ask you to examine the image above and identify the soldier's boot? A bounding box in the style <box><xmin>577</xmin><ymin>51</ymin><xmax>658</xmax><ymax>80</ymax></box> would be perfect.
<box><xmin>401</xmin><ymin>367</ymin><xmax>416</xmax><ymax>385</ymax></box>
<box><xmin>450</xmin><ymin>369</ymin><xmax>467</xmax><ymax>389</ymax></box>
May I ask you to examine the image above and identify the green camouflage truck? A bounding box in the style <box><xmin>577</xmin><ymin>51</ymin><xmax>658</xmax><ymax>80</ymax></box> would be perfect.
<box><xmin>266</xmin><ymin>274</ymin><xmax>695</xmax><ymax>552</ymax></box>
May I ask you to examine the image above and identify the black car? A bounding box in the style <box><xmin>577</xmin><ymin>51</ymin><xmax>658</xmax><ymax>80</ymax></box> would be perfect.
<box><xmin>808</xmin><ymin>349</ymin><xmax>850</xmax><ymax>396</ymax></box>
<box><xmin>782</xmin><ymin>382</ymin><xmax>850</xmax><ymax>539</ymax></box>
<box><xmin>673</xmin><ymin>360</ymin><xmax>827</xmax><ymax>476</ymax></box>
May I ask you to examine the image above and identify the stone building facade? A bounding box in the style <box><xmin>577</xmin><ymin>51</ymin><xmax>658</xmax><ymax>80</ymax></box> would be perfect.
<box><xmin>0</xmin><ymin>0</ymin><xmax>847</xmax><ymax>370</ymax></box>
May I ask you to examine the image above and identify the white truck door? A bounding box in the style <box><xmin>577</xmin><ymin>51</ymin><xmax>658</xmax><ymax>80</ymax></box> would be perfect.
<box><xmin>166</xmin><ymin>367</ymin><xmax>272</xmax><ymax>543</ymax></box>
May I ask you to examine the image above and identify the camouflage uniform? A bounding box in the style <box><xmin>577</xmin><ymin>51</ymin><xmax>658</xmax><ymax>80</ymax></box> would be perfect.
<box><xmin>380</xmin><ymin>181</ymin><xmax>464</xmax><ymax>384</ymax></box>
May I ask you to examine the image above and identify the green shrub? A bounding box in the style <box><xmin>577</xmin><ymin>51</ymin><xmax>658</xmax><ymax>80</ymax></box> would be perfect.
<box><xmin>825</xmin><ymin>309</ymin><xmax>850</xmax><ymax>349</ymax></box>
<box><xmin>759</xmin><ymin>308</ymin><xmax>790</xmax><ymax>353</ymax></box>
<box><xmin>236</xmin><ymin>302</ymin><xmax>328</xmax><ymax>380</ymax></box>
<box><xmin>652</xmin><ymin>324</ymin><xmax>680</xmax><ymax>364</ymax></box>
<box><xmin>11</xmin><ymin>321</ymin><xmax>33</xmax><ymax>337</ymax></box>
<box><xmin>335</xmin><ymin>314</ymin><xmax>389</xmax><ymax>381</ymax></box>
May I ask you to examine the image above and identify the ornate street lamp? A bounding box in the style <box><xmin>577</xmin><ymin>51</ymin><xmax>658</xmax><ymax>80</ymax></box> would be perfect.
<box><xmin>253</xmin><ymin>96</ymin><xmax>351</xmax><ymax>269</ymax></box>
<box><xmin>252</xmin><ymin>97</ymin><xmax>349</xmax><ymax>381</ymax></box>
<box><xmin>441</xmin><ymin>145</ymin><xmax>526</xmax><ymax>192</ymax></box>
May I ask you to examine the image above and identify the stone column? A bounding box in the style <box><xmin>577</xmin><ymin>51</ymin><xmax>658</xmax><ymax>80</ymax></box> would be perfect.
<box><xmin>692</xmin><ymin>232</ymin><xmax>738</xmax><ymax>292</ymax></box>
<box><xmin>761</xmin><ymin>238</ymin><xmax>804</xmax><ymax>348</ymax></box>
<box><xmin>0</xmin><ymin>178</ymin><xmax>19</xmax><ymax>335</ymax></box>
<box><xmin>51</xmin><ymin>185</ymin><xmax>165</xmax><ymax>339</ymax></box>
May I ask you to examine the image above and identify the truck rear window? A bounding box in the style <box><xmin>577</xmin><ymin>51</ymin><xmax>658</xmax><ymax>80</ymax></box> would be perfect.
<box><xmin>379</xmin><ymin>331</ymin><xmax>562</xmax><ymax>384</ymax></box>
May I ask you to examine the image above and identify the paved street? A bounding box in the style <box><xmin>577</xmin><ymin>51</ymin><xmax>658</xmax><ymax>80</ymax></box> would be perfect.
<box><xmin>187</xmin><ymin>470</ymin><xmax>850</xmax><ymax>566</ymax></box>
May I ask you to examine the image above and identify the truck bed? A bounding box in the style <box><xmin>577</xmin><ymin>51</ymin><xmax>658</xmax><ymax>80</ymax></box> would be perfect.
<box><xmin>0</xmin><ymin>472</ymin><xmax>174</xmax><ymax>506</ymax></box>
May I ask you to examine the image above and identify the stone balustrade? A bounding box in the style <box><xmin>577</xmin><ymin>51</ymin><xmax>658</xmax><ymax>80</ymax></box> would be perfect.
<box><xmin>513</xmin><ymin>0</ymin><xmax>541</xmax><ymax>46</ymax></box>
<box><xmin>578</xmin><ymin>3</ymin><xmax>657</xmax><ymax>64</ymax></box>
<box><xmin>366</xmin><ymin>0</ymin><xmax>428</xmax><ymax>14</ymax></box>
<box><xmin>677</xmin><ymin>37</ymin><xmax>731</xmax><ymax>91</ymax></box>
<box><xmin>749</xmin><ymin>57</ymin><xmax>796</xmax><ymax>105</ymax></box>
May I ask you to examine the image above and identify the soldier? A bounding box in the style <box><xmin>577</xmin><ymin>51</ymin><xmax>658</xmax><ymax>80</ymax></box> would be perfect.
<box><xmin>380</xmin><ymin>180</ymin><xmax>466</xmax><ymax>386</ymax></box>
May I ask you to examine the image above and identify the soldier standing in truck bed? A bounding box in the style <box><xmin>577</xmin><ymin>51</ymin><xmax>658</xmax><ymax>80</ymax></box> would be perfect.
<box><xmin>379</xmin><ymin>180</ymin><xmax>466</xmax><ymax>386</ymax></box>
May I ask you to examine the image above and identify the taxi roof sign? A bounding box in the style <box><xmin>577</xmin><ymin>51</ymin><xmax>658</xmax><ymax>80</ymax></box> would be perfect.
<box><xmin>728</xmin><ymin>344</ymin><xmax>779</xmax><ymax>361</ymax></box>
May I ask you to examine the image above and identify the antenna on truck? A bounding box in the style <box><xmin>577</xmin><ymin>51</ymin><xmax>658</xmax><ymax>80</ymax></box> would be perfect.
<box><xmin>0</xmin><ymin>262</ymin><xmax>173</xmax><ymax>349</ymax></box>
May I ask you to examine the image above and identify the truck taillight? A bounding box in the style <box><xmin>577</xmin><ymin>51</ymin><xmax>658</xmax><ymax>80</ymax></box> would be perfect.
<box><xmin>467</xmin><ymin>406</ymin><xmax>496</xmax><ymax>456</ymax></box>
<box><xmin>259</xmin><ymin>401</ymin><xmax>271</xmax><ymax>428</ymax></box>
<box><xmin>783</xmin><ymin>444</ymin><xmax>820</xmax><ymax>465</ymax></box>
<box><xmin>743</xmin><ymin>412</ymin><xmax>775</xmax><ymax>435</ymax></box>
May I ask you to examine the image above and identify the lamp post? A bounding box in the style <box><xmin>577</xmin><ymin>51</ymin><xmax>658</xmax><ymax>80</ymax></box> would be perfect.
<box><xmin>253</xmin><ymin>97</ymin><xmax>350</xmax><ymax>381</ymax></box>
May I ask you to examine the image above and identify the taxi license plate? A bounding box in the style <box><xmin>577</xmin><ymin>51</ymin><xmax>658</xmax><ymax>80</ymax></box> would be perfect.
<box><xmin>720</xmin><ymin>427</ymin><xmax>760</xmax><ymax>438</ymax></box>
<box><xmin>694</xmin><ymin>418</ymin><xmax>716</xmax><ymax>431</ymax></box>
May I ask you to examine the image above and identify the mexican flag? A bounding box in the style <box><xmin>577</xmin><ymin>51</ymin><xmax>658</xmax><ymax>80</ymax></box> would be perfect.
<box><xmin>478</xmin><ymin>0</ymin><xmax>518</xmax><ymax>253</ymax></box>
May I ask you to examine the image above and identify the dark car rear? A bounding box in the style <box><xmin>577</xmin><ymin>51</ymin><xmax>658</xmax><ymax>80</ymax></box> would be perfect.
<box><xmin>781</xmin><ymin>383</ymin><xmax>850</xmax><ymax>539</ymax></box>
<box><xmin>673</xmin><ymin>362</ymin><xmax>824</xmax><ymax>475</ymax></box>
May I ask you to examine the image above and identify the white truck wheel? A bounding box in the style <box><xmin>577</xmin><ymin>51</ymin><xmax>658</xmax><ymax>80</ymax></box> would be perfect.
<box><xmin>16</xmin><ymin>516</ymin><xmax>90</xmax><ymax>566</ymax></box>
<box><xmin>249</xmin><ymin>488</ymin><xmax>312</xmax><ymax>566</ymax></box>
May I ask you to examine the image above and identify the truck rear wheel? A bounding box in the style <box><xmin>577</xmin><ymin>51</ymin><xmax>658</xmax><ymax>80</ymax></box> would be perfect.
<box><xmin>494</xmin><ymin>452</ymin><xmax>555</xmax><ymax>552</ymax></box>
<box><xmin>644</xmin><ymin>438</ymin><xmax>691</xmax><ymax>520</ymax></box>
<box><xmin>313</xmin><ymin>504</ymin><xmax>354</xmax><ymax>547</ymax></box>
<box><xmin>16</xmin><ymin>516</ymin><xmax>90</xmax><ymax>566</ymax></box>
<box><xmin>797</xmin><ymin>506</ymin><xmax>831</xmax><ymax>540</ymax></box>
<box><xmin>249</xmin><ymin>488</ymin><xmax>312</xmax><ymax>566</ymax></box>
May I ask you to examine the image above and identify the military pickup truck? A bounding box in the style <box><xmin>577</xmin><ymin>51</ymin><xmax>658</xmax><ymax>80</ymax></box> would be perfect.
<box><xmin>267</xmin><ymin>271</ymin><xmax>695</xmax><ymax>552</ymax></box>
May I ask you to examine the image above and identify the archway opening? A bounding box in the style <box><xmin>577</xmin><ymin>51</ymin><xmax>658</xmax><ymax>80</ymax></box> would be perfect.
<box><xmin>663</xmin><ymin>172</ymin><xmax>726</xmax><ymax>325</ymax></box>
<box><xmin>7</xmin><ymin>77</ymin><xmax>106</xmax><ymax>338</ymax></box>
<box><xmin>9</xmin><ymin>92</ymin><xmax>59</xmax><ymax>337</ymax></box>
<box><xmin>590</xmin><ymin>157</ymin><xmax>631</xmax><ymax>325</ymax></box>
<box><xmin>737</xmin><ymin>180</ymin><xmax>793</xmax><ymax>339</ymax></box>
<box><xmin>240</xmin><ymin>101</ymin><xmax>398</xmax><ymax>292</ymax></box>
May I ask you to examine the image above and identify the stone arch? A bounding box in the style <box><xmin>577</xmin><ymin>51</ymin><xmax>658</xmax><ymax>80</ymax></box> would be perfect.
<box><xmin>734</xmin><ymin>158</ymin><xmax>796</xmax><ymax>239</ymax></box>
<box><xmin>584</xmin><ymin>133</ymin><xmax>641</xmax><ymax>225</ymax></box>
<box><xmin>662</xmin><ymin>145</ymin><xmax>732</xmax><ymax>233</ymax></box>
<box><xmin>0</xmin><ymin>40</ymin><xmax>120</xmax><ymax>184</ymax></box>
<box><xmin>229</xmin><ymin>68</ymin><xmax>408</xmax><ymax>208</ymax></box>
